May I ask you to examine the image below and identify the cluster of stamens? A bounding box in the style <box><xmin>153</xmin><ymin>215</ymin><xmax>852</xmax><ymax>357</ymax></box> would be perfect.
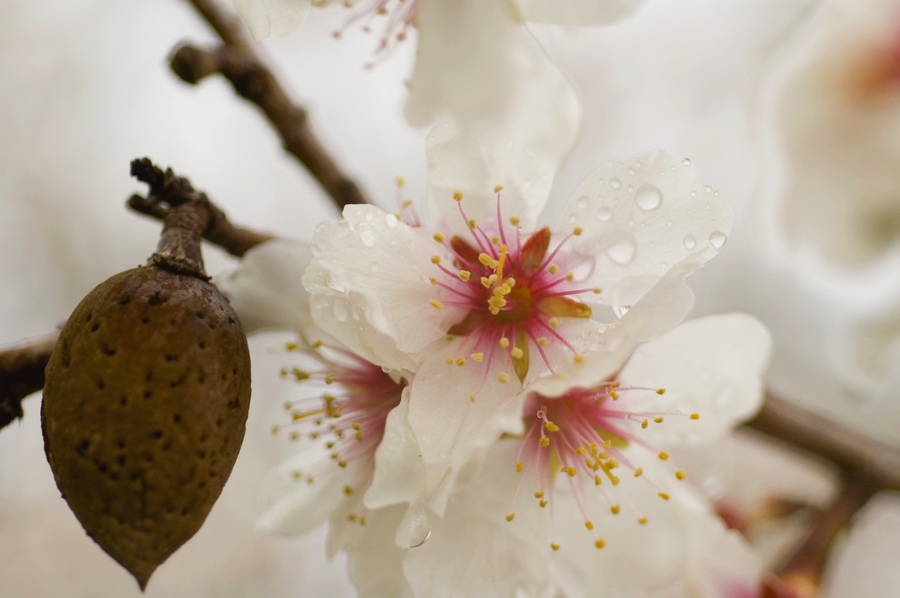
<box><xmin>506</xmin><ymin>382</ymin><xmax>700</xmax><ymax>551</ymax></box>
<box><xmin>333</xmin><ymin>0</ymin><xmax>417</xmax><ymax>59</ymax></box>
<box><xmin>273</xmin><ymin>339</ymin><xmax>405</xmax><ymax>503</ymax></box>
<box><xmin>427</xmin><ymin>190</ymin><xmax>599</xmax><ymax>395</ymax></box>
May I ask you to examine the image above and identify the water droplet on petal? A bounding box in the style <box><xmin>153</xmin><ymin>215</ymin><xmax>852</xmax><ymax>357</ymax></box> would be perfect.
<box><xmin>332</xmin><ymin>299</ymin><xmax>349</xmax><ymax>322</ymax></box>
<box><xmin>610</xmin><ymin>178</ymin><xmax>621</xmax><ymax>189</ymax></box>
<box><xmin>606</xmin><ymin>236</ymin><xmax>637</xmax><ymax>266</ymax></box>
<box><xmin>703</xmin><ymin>185</ymin><xmax>713</xmax><ymax>194</ymax></box>
<box><xmin>634</xmin><ymin>184</ymin><xmax>663</xmax><ymax>211</ymax></box>
<box><xmin>596</xmin><ymin>207</ymin><xmax>613</xmax><ymax>222</ymax></box>
<box><xmin>682</xmin><ymin>158</ymin><xmax>692</xmax><ymax>166</ymax></box>
<box><xmin>409</xmin><ymin>513</ymin><xmax>432</xmax><ymax>548</ymax></box>
<box><xmin>575</xmin><ymin>195</ymin><xmax>589</xmax><ymax>208</ymax></box>
<box><xmin>683</xmin><ymin>235</ymin><xmax>697</xmax><ymax>250</ymax></box>
<box><xmin>359</xmin><ymin>226</ymin><xmax>377</xmax><ymax>248</ymax></box>
<box><xmin>666</xmin><ymin>219</ymin><xmax>673</xmax><ymax>227</ymax></box>
<box><xmin>614</xmin><ymin>305</ymin><xmax>632</xmax><ymax>318</ymax></box>
<box><xmin>709</xmin><ymin>231</ymin><xmax>727</xmax><ymax>249</ymax></box>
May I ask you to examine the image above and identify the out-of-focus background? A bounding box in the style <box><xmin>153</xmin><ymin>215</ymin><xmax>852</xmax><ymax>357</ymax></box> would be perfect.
<box><xmin>2</xmin><ymin>0</ymin><xmax>900</xmax><ymax>595</ymax></box>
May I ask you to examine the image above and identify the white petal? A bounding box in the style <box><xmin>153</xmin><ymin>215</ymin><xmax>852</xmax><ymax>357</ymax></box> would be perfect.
<box><xmin>232</xmin><ymin>0</ymin><xmax>312</xmax><ymax>41</ymax></box>
<box><xmin>256</xmin><ymin>448</ymin><xmax>366</xmax><ymax>536</ymax></box>
<box><xmin>214</xmin><ymin>239</ymin><xmax>313</xmax><ymax>334</ymax></box>
<box><xmin>409</xmin><ymin>1</ymin><xmax>582</xmax><ymax>233</ymax></box>
<box><xmin>516</xmin><ymin>0</ymin><xmax>645</xmax><ymax>26</ymax></box>
<box><xmin>616</xmin><ymin>314</ymin><xmax>772</xmax><ymax>446</ymax></box>
<box><xmin>559</xmin><ymin>150</ymin><xmax>732</xmax><ymax>307</ymax></box>
<box><xmin>347</xmin><ymin>505</ymin><xmax>415</xmax><ymax>598</ymax></box>
<box><xmin>303</xmin><ymin>205</ymin><xmax>464</xmax><ymax>371</ymax></box>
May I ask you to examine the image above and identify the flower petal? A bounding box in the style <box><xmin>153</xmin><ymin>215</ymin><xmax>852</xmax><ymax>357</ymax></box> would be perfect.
<box><xmin>215</xmin><ymin>239</ymin><xmax>313</xmax><ymax>334</ymax></box>
<box><xmin>516</xmin><ymin>0</ymin><xmax>645</xmax><ymax>26</ymax></box>
<box><xmin>347</xmin><ymin>505</ymin><xmax>415</xmax><ymax>598</ymax></box>
<box><xmin>231</xmin><ymin>0</ymin><xmax>312</xmax><ymax>41</ymax></box>
<box><xmin>616</xmin><ymin>314</ymin><xmax>772</xmax><ymax>446</ymax></box>
<box><xmin>303</xmin><ymin>204</ymin><xmax>464</xmax><ymax>371</ymax></box>
<box><xmin>558</xmin><ymin>150</ymin><xmax>732</xmax><ymax>307</ymax></box>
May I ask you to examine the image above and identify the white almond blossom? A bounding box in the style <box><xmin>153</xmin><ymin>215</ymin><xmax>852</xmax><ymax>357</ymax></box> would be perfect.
<box><xmin>762</xmin><ymin>0</ymin><xmax>900</xmax><ymax>266</ymax></box>
<box><xmin>304</xmin><ymin>149</ymin><xmax>734</xmax><ymax>546</ymax></box>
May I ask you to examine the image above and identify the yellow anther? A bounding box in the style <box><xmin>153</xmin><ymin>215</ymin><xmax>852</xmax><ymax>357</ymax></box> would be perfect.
<box><xmin>592</xmin><ymin>287</ymin><xmax>602</xmax><ymax>294</ymax></box>
<box><xmin>428</xmin><ymin>276</ymin><xmax>437</xmax><ymax>285</ymax></box>
<box><xmin>510</xmin><ymin>347</ymin><xmax>524</xmax><ymax>359</ymax></box>
<box><xmin>654</xmin><ymin>417</ymin><xmax>664</xmax><ymax>424</ymax></box>
<box><xmin>493</xmin><ymin>185</ymin><xmax>504</xmax><ymax>193</ymax></box>
<box><xmin>575</xmin><ymin>447</ymin><xmax>586</xmax><ymax>455</ymax></box>
<box><xmin>633</xmin><ymin>468</ymin><xmax>643</xmax><ymax>478</ymax></box>
<box><xmin>638</xmin><ymin>517</ymin><xmax>648</xmax><ymax>525</ymax></box>
<box><xmin>312</xmin><ymin>339</ymin><xmax>323</xmax><ymax>348</ymax></box>
<box><xmin>506</xmin><ymin>513</ymin><xmax>516</xmax><ymax>522</ymax></box>
<box><xmin>285</xmin><ymin>341</ymin><xmax>298</xmax><ymax>351</ymax></box>
<box><xmin>453</xmin><ymin>190</ymin><xmax>463</xmax><ymax>201</ymax></box>
<box><xmin>395</xmin><ymin>176</ymin><xmax>406</xmax><ymax>187</ymax></box>
<box><xmin>497</xmin><ymin>372</ymin><xmax>510</xmax><ymax>383</ymax></box>
<box><xmin>433</xmin><ymin>232</ymin><xmax>446</xmax><ymax>243</ymax></box>
<box><xmin>561</xmin><ymin>466</ymin><xmax>577</xmax><ymax>477</ymax></box>
<box><xmin>456</xmin><ymin>357</ymin><xmax>466</xmax><ymax>367</ymax></box>
<box><xmin>430</xmin><ymin>255</ymin><xmax>441</xmax><ymax>264</ymax></box>
<box><xmin>565</xmin><ymin>272</ymin><xmax>574</xmax><ymax>282</ymax></box>
<box><xmin>545</xmin><ymin>421</ymin><xmax>559</xmax><ymax>432</ymax></box>
<box><xmin>610</xmin><ymin>505</ymin><xmax>621</xmax><ymax>515</ymax></box>
<box><xmin>690</xmin><ymin>413</ymin><xmax>700</xmax><ymax>420</ymax></box>
<box><xmin>536</xmin><ymin>337</ymin><xmax>548</xmax><ymax>346</ymax></box>
<box><xmin>429</xmin><ymin>299</ymin><xmax>444</xmax><ymax>310</ymax></box>
<box><xmin>516</xmin><ymin>461</ymin><xmax>525</xmax><ymax>472</ymax></box>
<box><xmin>539</xmin><ymin>436</ymin><xmax>550</xmax><ymax>448</ymax></box>
<box><xmin>675</xmin><ymin>470</ymin><xmax>687</xmax><ymax>480</ymax></box>
<box><xmin>499</xmin><ymin>337</ymin><xmax>510</xmax><ymax>348</ymax></box>
<box><xmin>469</xmin><ymin>393</ymin><xmax>477</xmax><ymax>403</ymax></box>
<box><xmin>480</xmin><ymin>276</ymin><xmax>493</xmax><ymax>288</ymax></box>
<box><xmin>551</xmin><ymin>543</ymin><xmax>560</xmax><ymax>551</ymax></box>
<box><xmin>445</xmin><ymin>357</ymin><xmax>454</xmax><ymax>365</ymax></box>
<box><xmin>458</xmin><ymin>270</ymin><xmax>471</xmax><ymax>281</ymax></box>
<box><xmin>641</xmin><ymin>419</ymin><xmax>649</xmax><ymax>429</ymax></box>
<box><xmin>539</xmin><ymin>499</ymin><xmax>549</xmax><ymax>508</ymax></box>
<box><xmin>338</xmin><ymin>460</ymin><xmax>348</xmax><ymax>468</ymax></box>
<box><xmin>359</xmin><ymin>515</ymin><xmax>367</xmax><ymax>526</ymax></box>
<box><xmin>325</xmin><ymin>374</ymin><xmax>335</xmax><ymax>384</ymax></box>
<box><xmin>584</xmin><ymin>521</ymin><xmax>594</xmax><ymax>531</ymax></box>
<box><xmin>402</xmin><ymin>199</ymin><xmax>414</xmax><ymax>209</ymax></box>
<box><xmin>611</xmin><ymin>381</ymin><xmax>621</xmax><ymax>388</ymax></box>
<box><xmin>468</xmin><ymin>219</ymin><xmax>477</xmax><ymax>229</ymax></box>
<box><xmin>344</xmin><ymin>485</ymin><xmax>353</xmax><ymax>495</ymax></box>
<box><xmin>548</xmin><ymin>264</ymin><xmax>560</xmax><ymax>274</ymax></box>
<box><xmin>291</xmin><ymin>470</ymin><xmax>302</xmax><ymax>480</ymax></box>
<box><xmin>573</xmin><ymin>226</ymin><xmax>584</xmax><ymax>236</ymax></box>
<box><xmin>534</xmin><ymin>491</ymin><xmax>544</xmax><ymax>499</ymax></box>
<box><xmin>509</xmin><ymin>216</ymin><xmax>520</xmax><ymax>225</ymax></box>
<box><xmin>271</xmin><ymin>425</ymin><xmax>281</xmax><ymax>436</ymax></box>
<box><xmin>491</xmin><ymin>235</ymin><xmax>501</xmax><ymax>245</ymax></box>
<box><xmin>594</xmin><ymin>538</ymin><xmax>606</xmax><ymax>549</ymax></box>
<box><xmin>347</xmin><ymin>513</ymin><xmax>357</xmax><ymax>522</ymax></box>
<box><xmin>573</xmin><ymin>355</ymin><xmax>584</xmax><ymax>365</ymax></box>
<box><xmin>594</xmin><ymin>474</ymin><xmax>602</xmax><ymax>486</ymax></box>
<box><xmin>610</xmin><ymin>391</ymin><xmax>620</xmax><ymax>400</ymax></box>
<box><xmin>658</xmin><ymin>492</ymin><xmax>670</xmax><ymax>501</ymax></box>
<box><xmin>470</xmin><ymin>352</ymin><xmax>484</xmax><ymax>362</ymax></box>
<box><xmin>656</xmin><ymin>388</ymin><xmax>666</xmax><ymax>395</ymax></box>
<box><xmin>658</xmin><ymin>451</ymin><xmax>670</xmax><ymax>461</ymax></box>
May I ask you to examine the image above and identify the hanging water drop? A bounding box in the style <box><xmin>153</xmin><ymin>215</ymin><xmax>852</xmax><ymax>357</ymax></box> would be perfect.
<box><xmin>614</xmin><ymin>305</ymin><xmax>632</xmax><ymax>318</ymax></box>
<box><xmin>709</xmin><ymin>231</ymin><xmax>727</xmax><ymax>249</ymax></box>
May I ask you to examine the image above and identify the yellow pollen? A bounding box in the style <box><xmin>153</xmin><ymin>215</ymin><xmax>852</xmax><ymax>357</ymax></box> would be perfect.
<box><xmin>638</xmin><ymin>517</ymin><xmax>648</xmax><ymax>525</ymax></box>
<box><xmin>481</xmin><ymin>276</ymin><xmax>493</xmax><ymax>288</ymax></box>
<box><xmin>539</xmin><ymin>437</ymin><xmax>550</xmax><ymax>448</ymax></box>
<box><xmin>428</xmin><ymin>276</ymin><xmax>437</xmax><ymax>285</ymax></box>
<box><xmin>565</xmin><ymin>272</ymin><xmax>574</xmax><ymax>282</ymax></box>
<box><xmin>516</xmin><ymin>461</ymin><xmax>524</xmax><ymax>472</ymax></box>
<box><xmin>594</xmin><ymin>539</ymin><xmax>606</xmax><ymax>549</ymax></box>
<box><xmin>478</xmin><ymin>253</ymin><xmax>497</xmax><ymax>267</ymax></box>
<box><xmin>271</xmin><ymin>425</ymin><xmax>280</xmax><ymax>436</ymax></box>
<box><xmin>499</xmin><ymin>337</ymin><xmax>510</xmax><ymax>348</ymax></box>
<box><xmin>592</xmin><ymin>287</ymin><xmax>602</xmax><ymax>294</ymax></box>
<box><xmin>545</xmin><ymin>421</ymin><xmax>559</xmax><ymax>432</ymax></box>
<box><xmin>509</xmin><ymin>216</ymin><xmax>520</xmax><ymax>225</ymax></box>
<box><xmin>551</xmin><ymin>543</ymin><xmax>560</xmax><ymax>551</ymax></box>
<box><xmin>469</xmin><ymin>393</ymin><xmax>477</xmax><ymax>403</ymax></box>
<box><xmin>429</xmin><ymin>299</ymin><xmax>443</xmax><ymax>310</ymax></box>
<box><xmin>453</xmin><ymin>190</ymin><xmax>463</xmax><ymax>201</ymax></box>
<box><xmin>291</xmin><ymin>470</ymin><xmax>301</xmax><ymax>480</ymax></box>
<box><xmin>534</xmin><ymin>491</ymin><xmax>544</xmax><ymax>499</ymax></box>
<box><xmin>658</xmin><ymin>492</ymin><xmax>670</xmax><ymax>501</ymax></box>
<box><xmin>347</xmin><ymin>513</ymin><xmax>357</xmax><ymax>522</ymax></box>
<box><xmin>610</xmin><ymin>505</ymin><xmax>621</xmax><ymax>515</ymax></box>
<box><xmin>610</xmin><ymin>391</ymin><xmax>620</xmax><ymax>400</ymax></box>
<box><xmin>497</xmin><ymin>372</ymin><xmax>510</xmax><ymax>383</ymax></box>
<box><xmin>430</xmin><ymin>255</ymin><xmax>441</xmax><ymax>264</ymax></box>
<box><xmin>470</xmin><ymin>352</ymin><xmax>484</xmax><ymax>362</ymax></box>
<box><xmin>594</xmin><ymin>474</ymin><xmax>602</xmax><ymax>486</ymax></box>
<box><xmin>656</xmin><ymin>388</ymin><xmax>666</xmax><ymax>395</ymax></box>
<box><xmin>338</xmin><ymin>460</ymin><xmax>348</xmax><ymax>468</ymax></box>
<box><xmin>433</xmin><ymin>232</ymin><xmax>445</xmax><ymax>243</ymax></box>
<box><xmin>491</xmin><ymin>235</ymin><xmax>501</xmax><ymax>244</ymax></box>
<box><xmin>312</xmin><ymin>340</ymin><xmax>323</xmax><ymax>348</ymax></box>
<box><xmin>573</xmin><ymin>226</ymin><xmax>584</xmax><ymax>236</ymax></box>
<box><xmin>633</xmin><ymin>468</ymin><xmax>644</xmax><ymax>478</ymax></box>
<box><xmin>511</xmin><ymin>347</ymin><xmax>524</xmax><ymax>359</ymax></box>
<box><xmin>573</xmin><ymin>355</ymin><xmax>584</xmax><ymax>365</ymax></box>
<box><xmin>561</xmin><ymin>466</ymin><xmax>577</xmax><ymax>477</ymax></box>
<box><xmin>325</xmin><ymin>374</ymin><xmax>335</xmax><ymax>384</ymax></box>
<box><xmin>584</xmin><ymin>521</ymin><xmax>594</xmax><ymax>531</ymax></box>
<box><xmin>641</xmin><ymin>419</ymin><xmax>649</xmax><ymax>429</ymax></box>
<box><xmin>539</xmin><ymin>499</ymin><xmax>549</xmax><ymax>508</ymax></box>
<box><xmin>506</xmin><ymin>513</ymin><xmax>516</xmax><ymax>522</ymax></box>
<box><xmin>493</xmin><ymin>185</ymin><xmax>504</xmax><ymax>193</ymax></box>
<box><xmin>344</xmin><ymin>485</ymin><xmax>353</xmax><ymax>495</ymax></box>
<box><xmin>654</xmin><ymin>417</ymin><xmax>664</xmax><ymax>423</ymax></box>
<box><xmin>658</xmin><ymin>451</ymin><xmax>670</xmax><ymax>461</ymax></box>
<box><xmin>548</xmin><ymin>264</ymin><xmax>560</xmax><ymax>274</ymax></box>
<box><xmin>611</xmin><ymin>381</ymin><xmax>621</xmax><ymax>388</ymax></box>
<box><xmin>445</xmin><ymin>356</ymin><xmax>454</xmax><ymax>365</ymax></box>
<box><xmin>456</xmin><ymin>357</ymin><xmax>466</xmax><ymax>367</ymax></box>
<box><xmin>402</xmin><ymin>199</ymin><xmax>414</xmax><ymax>209</ymax></box>
<box><xmin>690</xmin><ymin>413</ymin><xmax>700</xmax><ymax>420</ymax></box>
<box><xmin>468</xmin><ymin>219</ymin><xmax>477</xmax><ymax>229</ymax></box>
<box><xmin>675</xmin><ymin>470</ymin><xmax>687</xmax><ymax>480</ymax></box>
<box><xmin>395</xmin><ymin>176</ymin><xmax>406</xmax><ymax>188</ymax></box>
<box><xmin>359</xmin><ymin>516</ymin><xmax>367</xmax><ymax>526</ymax></box>
<box><xmin>536</xmin><ymin>337</ymin><xmax>548</xmax><ymax>346</ymax></box>
<box><xmin>285</xmin><ymin>341</ymin><xmax>298</xmax><ymax>351</ymax></box>
<box><xmin>458</xmin><ymin>270</ymin><xmax>471</xmax><ymax>281</ymax></box>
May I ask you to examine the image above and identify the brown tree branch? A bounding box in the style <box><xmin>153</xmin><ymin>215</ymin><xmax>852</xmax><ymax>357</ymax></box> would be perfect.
<box><xmin>127</xmin><ymin>157</ymin><xmax>274</xmax><ymax>257</ymax></box>
<box><xmin>171</xmin><ymin>0</ymin><xmax>371</xmax><ymax>211</ymax></box>
<box><xmin>0</xmin><ymin>332</ymin><xmax>59</xmax><ymax>428</ymax></box>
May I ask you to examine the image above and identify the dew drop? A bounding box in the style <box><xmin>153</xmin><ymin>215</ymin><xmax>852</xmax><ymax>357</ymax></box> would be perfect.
<box><xmin>614</xmin><ymin>305</ymin><xmax>632</xmax><ymax>318</ymax></box>
<box><xmin>596</xmin><ymin>207</ymin><xmax>613</xmax><ymax>222</ymax></box>
<box><xmin>634</xmin><ymin>184</ymin><xmax>663</xmax><ymax>211</ymax></box>
<box><xmin>682</xmin><ymin>158</ymin><xmax>692</xmax><ymax>166</ymax></box>
<box><xmin>332</xmin><ymin>300</ymin><xmax>349</xmax><ymax>322</ymax></box>
<box><xmin>409</xmin><ymin>512</ymin><xmax>432</xmax><ymax>548</ymax></box>
<box><xmin>575</xmin><ymin>195</ymin><xmax>589</xmax><ymax>208</ymax></box>
<box><xmin>627</xmin><ymin>168</ymin><xmax>635</xmax><ymax>176</ymax></box>
<box><xmin>683</xmin><ymin>235</ymin><xmax>697</xmax><ymax>250</ymax></box>
<box><xmin>703</xmin><ymin>185</ymin><xmax>713</xmax><ymax>194</ymax></box>
<box><xmin>606</xmin><ymin>236</ymin><xmax>637</xmax><ymax>266</ymax></box>
<box><xmin>610</xmin><ymin>178</ymin><xmax>621</xmax><ymax>189</ymax></box>
<box><xmin>666</xmin><ymin>219</ymin><xmax>673</xmax><ymax>227</ymax></box>
<box><xmin>626</xmin><ymin>185</ymin><xmax>634</xmax><ymax>194</ymax></box>
<box><xmin>359</xmin><ymin>226</ymin><xmax>377</xmax><ymax>248</ymax></box>
<box><xmin>709</xmin><ymin>231</ymin><xmax>727</xmax><ymax>249</ymax></box>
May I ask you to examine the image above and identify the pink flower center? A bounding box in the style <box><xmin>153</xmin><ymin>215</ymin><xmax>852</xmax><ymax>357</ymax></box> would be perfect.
<box><xmin>428</xmin><ymin>192</ymin><xmax>599</xmax><ymax>388</ymax></box>
<box><xmin>274</xmin><ymin>339</ymin><xmax>404</xmax><ymax>491</ymax></box>
<box><xmin>506</xmin><ymin>382</ymin><xmax>698</xmax><ymax>551</ymax></box>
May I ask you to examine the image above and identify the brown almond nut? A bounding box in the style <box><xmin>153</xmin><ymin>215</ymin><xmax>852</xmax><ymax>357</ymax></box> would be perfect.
<box><xmin>41</xmin><ymin>265</ymin><xmax>251</xmax><ymax>590</ymax></box>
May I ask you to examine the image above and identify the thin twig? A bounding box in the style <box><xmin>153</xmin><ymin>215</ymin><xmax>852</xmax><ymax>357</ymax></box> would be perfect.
<box><xmin>0</xmin><ymin>332</ymin><xmax>59</xmax><ymax>428</ymax></box>
<box><xmin>128</xmin><ymin>157</ymin><xmax>274</xmax><ymax>257</ymax></box>
<box><xmin>171</xmin><ymin>0</ymin><xmax>371</xmax><ymax>211</ymax></box>
<box><xmin>744</xmin><ymin>392</ymin><xmax>900</xmax><ymax>491</ymax></box>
